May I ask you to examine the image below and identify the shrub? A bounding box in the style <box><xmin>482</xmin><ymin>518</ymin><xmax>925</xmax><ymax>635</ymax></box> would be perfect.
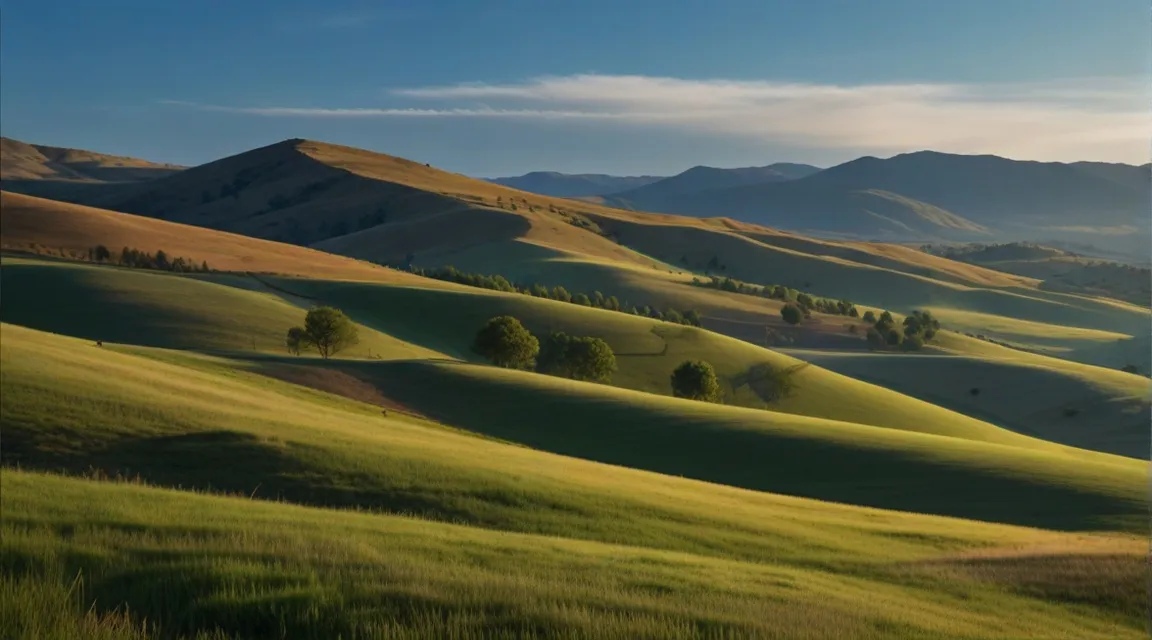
<box><xmin>670</xmin><ymin>360</ymin><xmax>722</xmax><ymax>403</ymax></box>
<box><xmin>287</xmin><ymin>306</ymin><xmax>360</xmax><ymax>359</ymax></box>
<box><xmin>472</xmin><ymin>316</ymin><xmax>539</xmax><ymax>369</ymax></box>
<box><xmin>900</xmin><ymin>334</ymin><xmax>925</xmax><ymax>351</ymax></box>
<box><xmin>1121</xmin><ymin>364</ymin><xmax>1140</xmax><ymax>374</ymax></box>
<box><xmin>780</xmin><ymin>304</ymin><xmax>803</xmax><ymax>325</ymax></box>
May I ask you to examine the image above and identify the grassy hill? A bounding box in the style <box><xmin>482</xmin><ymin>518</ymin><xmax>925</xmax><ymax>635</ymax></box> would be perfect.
<box><xmin>604</xmin><ymin>162</ymin><xmax>821</xmax><ymax>204</ymax></box>
<box><xmin>783</xmin><ymin>349</ymin><xmax>1150</xmax><ymax>458</ymax></box>
<box><xmin>0</xmin><ymin>136</ymin><xmax>183</xmax><ymax>182</ymax></box>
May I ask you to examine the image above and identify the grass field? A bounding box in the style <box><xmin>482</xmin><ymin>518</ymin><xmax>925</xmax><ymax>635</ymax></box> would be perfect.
<box><xmin>782</xmin><ymin>349</ymin><xmax>1150</xmax><ymax>458</ymax></box>
<box><xmin>1</xmin><ymin>324</ymin><xmax>1146</xmax><ymax>638</ymax></box>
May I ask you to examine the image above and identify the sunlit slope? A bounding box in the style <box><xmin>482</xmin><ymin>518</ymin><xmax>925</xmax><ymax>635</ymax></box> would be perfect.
<box><xmin>6</xmin><ymin>470</ymin><xmax>1143</xmax><ymax>640</ymax></box>
<box><xmin>783</xmin><ymin>349</ymin><xmax>1150</xmax><ymax>459</ymax></box>
<box><xmin>0</xmin><ymin>190</ymin><xmax>440</xmax><ymax>286</ymax></box>
<box><xmin>2</xmin><ymin>323</ymin><xmax>1144</xmax><ymax>536</ymax></box>
<box><xmin>0</xmin><ymin>259</ymin><xmax>445</xmax><ymax>359</ymax></box>
<box><xmin>266</xmin><ymin>275</ymin><xmax>1063</xmax><ymax>446</ymax></box>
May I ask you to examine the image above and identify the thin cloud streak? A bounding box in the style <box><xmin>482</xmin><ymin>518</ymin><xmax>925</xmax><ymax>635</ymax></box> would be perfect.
<box><xmin>161</xmin><ymin>74</ymin><xmax>1150</xmax><ymax>163</ymax></box>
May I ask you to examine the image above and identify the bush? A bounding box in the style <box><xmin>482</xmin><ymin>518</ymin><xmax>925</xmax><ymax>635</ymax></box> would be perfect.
<box><xmin>472</xmin><ymin>316</ymin><xmax>539</xmax><ymax>369</ymax></box>
<box><xmin>1121</xmin><ymin>364</ymin><xmax>1140</xmax><ymax>375</ymax></box>
<box><xmin>536</xmin><ymin>332</ymin><xmax>616</xmax><ymax>382</ymax></box>
<box><xmin>780</xmin><ymin>304</ymin><xmax>803</xmax><ymax>325</ymax></box>
<box><xmin>900</xmin><ymin>334</ymin><xmax>925</xmax><ymax>351</ymax></box>
<box><xmin>670</xmin><ymin>360</ymin><xmax>722</xmax><ymax>403</ymax></box>
<box><xmin>286</xmin><ymin>307</ymin><xmax>360</xmax><ymax>358</ymax></box>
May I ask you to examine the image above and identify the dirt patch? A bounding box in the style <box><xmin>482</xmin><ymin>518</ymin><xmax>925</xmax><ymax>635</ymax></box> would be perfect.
<box><xmin>259</xmin><ymin>363</ymin><xmax>427</xmax><ymax>419</ymax></box>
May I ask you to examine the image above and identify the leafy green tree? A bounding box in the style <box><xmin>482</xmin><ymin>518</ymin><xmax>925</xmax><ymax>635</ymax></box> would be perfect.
<box><xmin>551</xmin><ymin>286</ymin><xmax>572</xmax><ymax>303</ymax></box>
<box><xmin>795</xmin><ymin>293</ymin><xmax>815</xmax><ymax>309</ymax></box>
<box><xmin>285</xmin><ymin>327</ymin><xmax>306</xmax><ymax>355</ymax></box>
<box><xmin>862</xmin><ymin>310</ymin><xmax>877</xmax><ymax>324</ymax></box>
<box><xmin>885</xmin><ymin>328</ymin><xmax>904</xmax><ymax>347</ymax></box>
<box><xmin>865</xmin><ymin>327</ymin><xmax>886</xmax><ymax>350</ymax></box>
<box><xmin>571</xmin><ymin>293</ymin><xmax>592</xmax><ymax>306</ymax></box>
<box><xmin>565</xmin><ymin>336</ymin><xmax>617</xmax><ymax>383</ymax></box>
<box><xmin>780</xmin><ymin>304</ymin><xmax>803</xmax><ymax>325</ymax></box>
<box><xmin>472</xmin><ymin>316</ymin><xmax>539</xmax><ymax>369</ymax></box>
<box><xmin>670</xmin><ymin>360</ymin><xmax>722</xmax><ymax>403</ymax></box>
<box><xmin>900</xmin><ymin>334</ymin><xmax>925</xmax><ymax>351</ymax></box>
<box><xmin>291</xmin><ymin>306</ymin><xmax>360</xmax><ymax>359</ymax></box>
<box><xmin>664</xmin><ymin>309</ymin><xmax>684</xmax><ymax>324</ymax></box>
<box><xmin>683</xmin><ymin>309</ymin><xmax>702</xmax><ymax>327</ymax></box>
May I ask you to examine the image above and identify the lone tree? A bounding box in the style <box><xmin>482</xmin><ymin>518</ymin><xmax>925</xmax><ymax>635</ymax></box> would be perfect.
<box><xmin>285</xmin><ymin>326</ymin><xmax>306</xmax><ymax>355</ymax></box>
<box><xmin>472</xmin><ymin>316</ymin><xmax>539</xmax><ymax>369</ymax></box>
<box><xmin>286</xmin><ymin>306</ymin><xmax>360</xmax><ymax>358</ymax></box>
<box><xmin>670</xmin><ymin>360</ymin><xmax>722</xmax><ymax>403</ymax></box>
<box><xmin>780</xmin><ymin>304</ymin><xmax>804</xmax><ymax>325</ymax></box>
<box><xmin>537</xmin><ymin>332</ymin><xmax>617</xmax><ymax>383</ymax></box>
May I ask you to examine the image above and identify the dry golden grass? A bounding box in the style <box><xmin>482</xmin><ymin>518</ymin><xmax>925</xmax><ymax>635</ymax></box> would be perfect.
<box><xmin>0</xmin><ymin>191</ymin><xmax>455</xmax><ymax>288</ymax></box>
<box><xmin>0</xmin><ymin>136</ymin><xmax>182</xmax><ymax>182</ymax></box>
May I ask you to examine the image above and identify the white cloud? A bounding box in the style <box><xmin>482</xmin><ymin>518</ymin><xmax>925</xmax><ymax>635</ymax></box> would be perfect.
<box><xmin>163</xmin><ymin>74</ymin><xmax>1151</xmax><ymax>163</ymax></box>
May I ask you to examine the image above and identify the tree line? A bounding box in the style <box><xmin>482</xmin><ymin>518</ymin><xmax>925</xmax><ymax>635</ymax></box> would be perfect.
<box><xmin>401</xmin><ymin>264</ymin><xmax>703</xmax><ymax>327</ymax></box>
<box><xmin>694</xmin><ymin>276</ymin><xmax>859</xmax><ymax>320</ymax></box>
<box><xmin>87</xmin><ymin>245</ymin><xmax>211</xmax><ymax>273</ymax></box>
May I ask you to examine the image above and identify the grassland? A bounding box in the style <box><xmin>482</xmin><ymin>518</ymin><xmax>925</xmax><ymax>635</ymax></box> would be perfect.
<box><xmin>1</xmin><ymin>324</ymin><xmax>1146</xmax><ymax>638</ymax></box>
<box><xmin>782</xmin><ymin>349</ymin><xmax>1150</xmax><ymax>458</ymax></box>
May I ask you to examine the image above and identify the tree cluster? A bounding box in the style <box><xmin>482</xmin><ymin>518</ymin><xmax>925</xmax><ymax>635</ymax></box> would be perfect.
<box><xmin>286</xmin><ymin>307</ymin><xmax>360</xmax><ymax>359</ymax></box>
<box><xmin>863</xmin><ymin>309</ymin><xmax>940</xmax><ymax>352</ymax></box>
<box><xmin>694</xmin><ymin>276</ymin><xmax>858</xmax><ymax>319</ymax></box>
<box><xmin>471</xmin><ymin>316</ymin><xmax>617</xmax><ymax>383</ymax></box>
<box><xmin>106</xmin><ymin>246</ymin><xmax>210</xmax><ymax>273</ymax></box>
<box><xmin>403</xmin><ymin>265</ymin><xmax>703</xmax><ymax>327</ymax></box>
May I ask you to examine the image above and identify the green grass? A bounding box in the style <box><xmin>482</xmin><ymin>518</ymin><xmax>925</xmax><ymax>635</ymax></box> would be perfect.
<box><xmin>782</xmin><ymin>349</ymin><xmax>1151</xmax><ymax>459</ymax></box>
<box><xmin>262</xmin><ymin>275</ymin><xmax>1052</xmax><ymax>446</ymax></box>
<box><xmin>3</xmin><ymin>323</ymin><xmax>1144</xmax><ymax>535</ymax></box>
<box><xmin>0</xmin><ymin>258</ymin><xmax>446</xmax><ymax>360</ymax></box>
<box><xmin>4</xmin><ymin>470</ymin><xmax>1144</xmax><ymax>640</ymax></box>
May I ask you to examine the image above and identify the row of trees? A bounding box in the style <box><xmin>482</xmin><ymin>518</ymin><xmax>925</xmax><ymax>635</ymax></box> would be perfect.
<box><xmin>861</xmin><ymin>309</ymin><xmax>940</xmax><ymax>352</ymax></box>
<box><xmin>87</xmin><ymin>245</ymin><xmax>211</xmax><ymax>273</ymax></box>
<box><xmin>405</xmin><ymin>265</ymin><xmax>703</xmax><ymax>327</ymax></box>
<box><xmin>472</xmin><ymin>316</ymin><xmax>618</xmax><ymax>383</ymax></box>
<box><xmin>695</xmin><ymin>276</ymin><xmax>858</xmax><ymax>318</ymax></box>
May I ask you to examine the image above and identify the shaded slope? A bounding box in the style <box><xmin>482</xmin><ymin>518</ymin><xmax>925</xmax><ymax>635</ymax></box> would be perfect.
<box><xmin>607</xmin><ymin>162</ymin><xmax>822</xmax><ymax>206</ymax></box>
<box><xmin>0</xmin><ymin>259</ymin><xmax>445</xmax><ymax>359</ymax></box>
<box><xmin>782</xmin><ymin>349</ymin><xmax>1150</xmax><ymax>459</ymax></box>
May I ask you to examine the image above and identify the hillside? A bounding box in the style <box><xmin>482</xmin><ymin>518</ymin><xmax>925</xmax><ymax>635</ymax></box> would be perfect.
<box><xmin>0</xmin><ymin>136</ymin><xmax>183</xmax><ymax>182</ymax></box>
<box><xmin>487</xmin><ymin>171</ymin><xmax>664</xmax><ymax>196</ymax></box>
<box><xmin>3</xmin><ymin>324</ymin><xmax>1145</xmax><ymax>637</ymax></box>
<box><xmin>605</xmin><ymin>162</ymin><xmax>822</xmax><ymax>206</ymax></box>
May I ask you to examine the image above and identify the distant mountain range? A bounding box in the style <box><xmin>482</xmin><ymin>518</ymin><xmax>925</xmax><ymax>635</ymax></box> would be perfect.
<box><xmin>486</xmin><ymin>172</ymin><xmax>664</xmax><ymax>197</ymax></box>
<box><xmin>1</xmin><ymin>136</ymin><xmax>1146</xmax><ymax>257</ymax></box>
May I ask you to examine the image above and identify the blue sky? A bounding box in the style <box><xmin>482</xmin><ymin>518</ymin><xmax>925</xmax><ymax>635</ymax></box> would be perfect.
<box><xmin>2</xmin><ymin>0</ymin><xmax>1147</xmax><ymax>175</ymax></box>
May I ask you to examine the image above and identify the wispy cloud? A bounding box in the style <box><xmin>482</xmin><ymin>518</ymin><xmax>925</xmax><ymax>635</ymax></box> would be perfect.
<box><xmin>162</xmin><ymin>74</ymin><xmax>1150</xmax><ymax>162</ymax></box>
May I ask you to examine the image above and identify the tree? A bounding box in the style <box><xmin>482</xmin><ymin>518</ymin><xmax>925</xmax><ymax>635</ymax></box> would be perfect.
<box><xmin>865</xmin><ymin>327</ymin><xmax>886</xmax><ymax>350</ymax></box>
<box><xmin>154</xmin><ymin>250</ymin><xmax>170</xmax><ymax>270</ymax></box>
<box><xmin>472</xmin><ymin>316</ymin><xmax>539</xmax><ymax>369</ymax></box>
<box><xmin>551</xmin><ymin>286</ymin><xmax>572</xmax><ymax>303</ymax></box>
<box><xmin>683</xmin><ymin>309</ymin><xmax>702</xmax><ymax>327</ymax></box>
<box><xmin>92</xmin><ymin>245</ymin><xmax>111</xmax><ymax>263</ymax></box>
<box><xmin>536</xmin><ymin>332</ymin><xmax>617</xmax><ymax>383</ymax></box>
<box><xmin>290</xmin><ymin>306</ymin><xmax>360</xmax><ymax>359</ymax></box>
<box><xmin>795</xmin><ymin>293</ymin><xmax>815</xmax><ymax>310</ymax></box>
<box><xmin>285</xmin><ymin>326</ymin><xmax>306</xmax><ymax>355</ymax></box>
<box><xmin>862</xmin><ymin>310</ymin><xmax>877</xmax><ymax>324</ymax></box>
<box><xmin>571</xmin><ymin>293</ymin><xmax>592</xmax><ymax>307</ymax></box>
<box><xmin>670</xmin><ymin>360</ymin><xmax>722</xmax><ymax>403</ymax></box>
<box><xmin>900</xmin><ymin>334</ymin><xmax>925</xmax><ymax>352</ymax></box>
<box><xmin>781</xmin><ymin>304</ymin><xmax>803</xmax><ymax>325</ymax></box>
<box><xmin>664</xmin><ymin>309</ymin><xmax>684</xmax><ymax>324</ymax></box>
<box><xmin>1121</xmin><ymin>364</ymin><xmax>1140</xmax><ymax>375</ymax></box>
<box><xmin>885</xmin><ymin>328</ymin><xmax>904</xmax><ymax>347</ymax></box>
